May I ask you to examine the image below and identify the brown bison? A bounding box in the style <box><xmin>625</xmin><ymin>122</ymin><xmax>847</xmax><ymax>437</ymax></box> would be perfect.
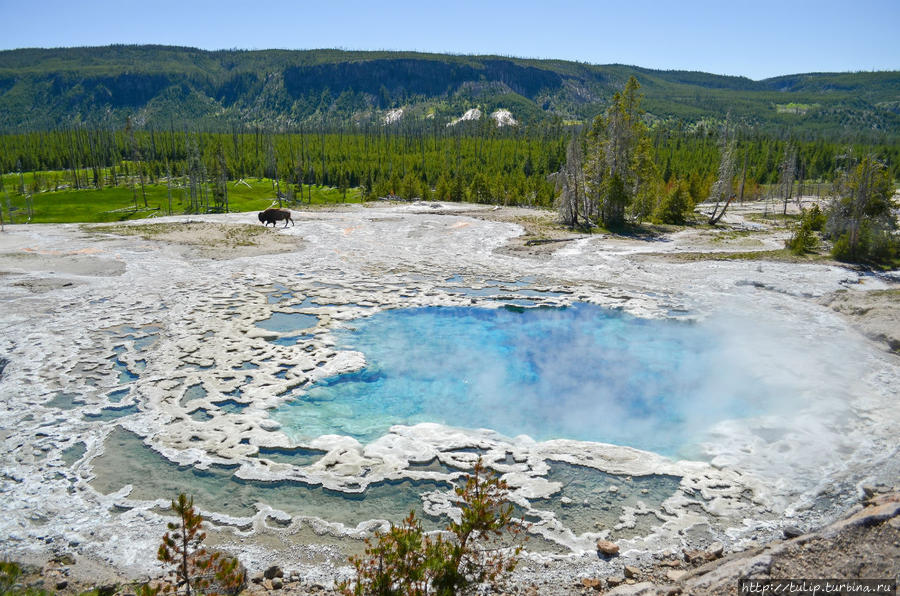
<box><xmin>258</xmin><ymin>208</ymin><xmax>294</xmax><ymax>227</ymax></box>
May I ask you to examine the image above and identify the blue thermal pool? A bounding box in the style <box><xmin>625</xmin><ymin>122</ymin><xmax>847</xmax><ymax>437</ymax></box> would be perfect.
<box><xmin>271</xmin><ymin>303</ymin><xmax>787</xmax><ymax>456</ymax></box>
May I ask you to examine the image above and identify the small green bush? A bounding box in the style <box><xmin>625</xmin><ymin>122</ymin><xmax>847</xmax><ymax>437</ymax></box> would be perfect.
<box><xmin>787</xmin><ymin>222</ymin><xmax>818</xmax><ymax>255</ymax></box>
<box><xmin>831</xmin><ymin>225</ymin><xmax>899</xmax><ymax>265</ymax></box>
<box><xmin>0</xmin><ymin>561</ymin><xmax>22</xmax><ymax>593</ymax></box>
<box><xmin>0</xmin><ymin>561</ymin><xmax>53</xmax><ymax>596</ymax></box>
<box><xmin>652</xmin><ymin>180</ymin><xmax>692</xmax><ymax>225</ymax></box>
<box><xmin>786</xmin><ymin>205</ymin><xmax>828</xmax><ymax>255</ymax></box>
<box><xmin>802</xmin><ymin>203</ymin><xmax>826</xmax><ymax>231</ymax></box>
<box><xmin>340</xmin><ymin>459</ymin><xmax>524</xmax><ymax>596</ymax></box>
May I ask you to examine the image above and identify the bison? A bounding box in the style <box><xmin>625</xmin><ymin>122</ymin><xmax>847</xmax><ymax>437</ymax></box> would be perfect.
<box><xmin>258</xmin><ymin>208</ymin><xmax>294</xmax><ymax>227</ymax></box>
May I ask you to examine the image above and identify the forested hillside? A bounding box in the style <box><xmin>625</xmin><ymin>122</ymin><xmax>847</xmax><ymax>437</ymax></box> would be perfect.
<box><xmin>0</xmin><ymin>46</ymin><xmax>897</xmax><ymax>141</ymax></box>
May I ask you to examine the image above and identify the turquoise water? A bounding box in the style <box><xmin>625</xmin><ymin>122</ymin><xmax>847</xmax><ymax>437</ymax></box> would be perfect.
<box><xmin>107</xmin><ymin>388</ymin><xmax>130</xmax><ymax>403</ymax></box>
<box><xmin>255</xmin><ymin>446</ymin><xmax>326</xmax><ymax>466</ymax></box>
<box><xmin>215</xmin><ymin>399</ymin><xmax>249</xmax><ymax>414</ymax></box>
<box><xmin>61</xmin><ymin>442</ymin><xmax>87</xmax><ymax>467</ymax></box>
<box><xmin>83</xmin><ymin>403</ymin><xmax>140</xmax><ymax>420</ymax></box>
<box><xmin>45</xmin><ymin>392</ymin><xmax>83</xmax><ymax>410</ymax></box>
<box><xmin>270</xmin><ymin>334</ymin><xmax>316</xmax><ymax>346</ymax></box>
<box><xmin>533</xmin><ymin>461</ymin><xmax>681</xmax><ymax>538</ymax></box>
<box><xmin>272</xmin><ymin>304</ymin><xmax>777</xmax><ymax>455</ymax></box>
<box><xmin>91</xmin><ymin>428</ymin><xmax>450</xmax><ymax>528</ymax></box>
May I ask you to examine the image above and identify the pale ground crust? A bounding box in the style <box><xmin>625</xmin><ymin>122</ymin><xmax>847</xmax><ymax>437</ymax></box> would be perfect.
<box><xmin>1</xmin><ymin>200</ymin><xmax>898</xmax><ymax>594</ymax></box>
<box><xmin>14</xmin><ymin>491</ymin><xmax>900</xmax><ymax>595</ymax></box>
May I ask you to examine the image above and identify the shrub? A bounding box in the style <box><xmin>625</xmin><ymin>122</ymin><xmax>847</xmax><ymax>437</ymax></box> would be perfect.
<box><xmin>0</xmin><ymin>561</ymin><xmax>22</xmax><ymax>593</ymax></box>
<box><xmin>340</xmin><ymin>459</ymin><xmax>524</xmax><ymax>596</ymax></box>
<box><xmin>787</xmin><ymin>204</ymin><xmax>831</xmax><ymax>255</ymax></box>
<box><xmin>786</xmin><ymin>207</ymin><xmax>823</xmax><ymax>255</ymax></box>
<box><xmin>832</xmin><ymin>225</ymin><xmax>899</xmax><ymax>264</ymax></box>
<box><xmin>0</xmin><ymin>561</ymin><xmax>53</xmax><ymax>596</ymax></box>
<box><xmin>155</xmin><ymin>494</ymin><xmax>246</xmax><ymax>596</ymax></box>
<box><xmin>652</xmin><ymin>180</ymin><xmax>692</xmax><ymax>225</ymax></box>
<box><xmin>786</xmin><ymin>223</ymin><xmax>819</xmax><ymax>255</ymax></box>
<box><xmin>826</xmin><ymin>154</ymin><xmax>897</xmax><ymax>264</ymax></box>
<box><xmin>802</xmin><ymin>203</ymin><xmax>826</xmax><ymax>231</ymax></box>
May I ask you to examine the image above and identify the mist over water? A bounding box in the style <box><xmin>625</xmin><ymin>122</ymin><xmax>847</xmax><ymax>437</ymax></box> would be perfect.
<box><xmin>272</xmin><ymin>303</ymin><xmax>832</xmax><ymax>456</ymax></box>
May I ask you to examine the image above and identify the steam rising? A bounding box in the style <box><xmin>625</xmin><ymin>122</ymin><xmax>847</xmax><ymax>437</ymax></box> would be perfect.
<box><xmin>272</xmin><ymin>303</ymin><xmax>863</xmax><ymax>458</ymax></box>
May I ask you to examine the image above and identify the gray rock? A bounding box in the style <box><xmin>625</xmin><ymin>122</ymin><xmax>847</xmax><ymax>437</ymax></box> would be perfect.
<box><xmin>264</xmin><ymin>564</ymin><xmax>284</xmax><ymax>579</ymax></box>
<box><xmin>606</xmin><ymin>581</ymin><xmax>670</xmax><ymax>595</ymax></box>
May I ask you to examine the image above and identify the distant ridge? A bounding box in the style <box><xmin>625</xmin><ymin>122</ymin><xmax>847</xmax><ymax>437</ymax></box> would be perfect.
<box><xmin>0</xmin><ymin>45</ymin><xmax>897</xmax><ymax>139</ymax></box>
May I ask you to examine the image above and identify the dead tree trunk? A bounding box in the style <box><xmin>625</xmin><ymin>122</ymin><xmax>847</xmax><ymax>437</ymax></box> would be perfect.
<box><xmin>707</xmin><ymin>130</ymin><xmax>736</xmax><ymax>225</ymax></box>
<box><xmin>709</xmin><ymin>194</ymin><xmax>735</xmax><ymax>225</ymax></box>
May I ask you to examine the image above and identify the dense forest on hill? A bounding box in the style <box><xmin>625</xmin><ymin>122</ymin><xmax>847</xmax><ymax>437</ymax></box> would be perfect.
<box><xmin>0</xmin><ymin>46</ymin><xmax>897</xmax><ymax>141</ymax></box>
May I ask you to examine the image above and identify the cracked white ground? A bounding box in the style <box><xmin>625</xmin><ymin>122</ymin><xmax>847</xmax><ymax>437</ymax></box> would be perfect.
<box><xmin>1</xmin><ymin>202</ymin><xmax>897</xmax><ymax>585</ymax></box>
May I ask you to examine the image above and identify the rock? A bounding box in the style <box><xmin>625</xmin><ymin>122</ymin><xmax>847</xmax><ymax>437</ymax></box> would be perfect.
<box><xmin>55</xmin><ymin>580</ymin><xmax>68</xmax><ymax>590</ymax></box>
<box><xmin>609</xmin><ymin>485</ymin><xmax>619</xmax><ymax>493</ymax></box>
<box><xmin>263</xmin><ymin>579</ymin><xmax>273</xmax><ymax>590</ymax></box>
<box><xmin>596</xmin><ymin>539</ymin><xmax>620</xmax><ymax>556</ymax></box>
<box><xmin>659</xmin><ymin>559</ymin><xmax>681</xmax><ymax>568</ymax></box>
<box><xmin>833</xmin><ymin>495</ymin><xmax>900</xmax><ymax>530</ymax></box>
<box><xmin>666</xmin><ymin>569</ymin><xmax>687</xmax><ymax>581</ymax></box>
<box><xmin>272</xmin><ymin>578</ymin><xmax>283</xmax><ymax>590</ymax></box>
<box><xmin>251</xmin><ymin>573</ymin><xmax>264</xmax><ymax>584</ymax></box>
<box><xmin>264</xmin><ymin>565</ymin><xmax>284</xmax><ymax>579</ymax></box>
<box><xmin>707</xmin><ymin>542</ymin><xmax>724</xmax><ymax>559</ymax></box>
<box><xmin>607</xmin><ymin>576</ymin><xmax>625</xmax><ymax>587</ymax></box>
<box><xmin>624</xmin><ymin>565</ymin><xmax>640</xmax><ymax>578</ymax></box>
<box><xmin>52</xmin><ymin>553</ymin><xmax>76</xmax><ymax>566</ymax></box>
<box><xmin>561</xmin><ymin>496</ymin><xmax>573</xmax><ymax>506</ymax></box>
<box><xmin>862</xmin><ymin>484</ymin><xmax>877</xmax><ymax>500</ymax></box>
<box><xmin>683</xmin><ymin>549</ymin><xmax>707</xmax><ymax>564</ymax></box>
<box><xmin>606</xmin><ymin>581</ymin><xmax>667</xmax><ymax>595</ymax></box>
<box><xmin>783</xmin><ymin>525</ymin><xmax>803</xmax><ymax>538</ymax></box>
<box><xmin>581</xmin><ymin>577</ymin><xmax>602</xmax><ymax>589</ymax></box>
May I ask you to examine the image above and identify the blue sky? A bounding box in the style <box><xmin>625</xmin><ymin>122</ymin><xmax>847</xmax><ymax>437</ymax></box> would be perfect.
<box><xmin>0</xmin><ymin>0</ymin><xmax>897</xmax><ymax>80</ymax></box>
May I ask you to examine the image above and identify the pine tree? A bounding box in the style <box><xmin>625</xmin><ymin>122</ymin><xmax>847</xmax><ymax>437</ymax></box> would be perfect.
<box><xmin>157</xmin><ymin>494</ymin><xmax>246</xmax><ymax>596</ymax></box>
<box><xmin>827</xmin><ymin>154</ymin><xmax>897</xmax><ymax>263</ymax></box>
<box><xmin>340</xmin><ymin>459</ymin><xmax>523</xmax><ymax>596</ymax></box>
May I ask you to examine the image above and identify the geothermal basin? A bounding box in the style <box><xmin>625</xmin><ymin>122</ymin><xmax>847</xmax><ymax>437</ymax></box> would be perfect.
<box><xmin>0</xmin><ymin>202</ymin><xmax>898</xmax><ymax>585</ymax></box>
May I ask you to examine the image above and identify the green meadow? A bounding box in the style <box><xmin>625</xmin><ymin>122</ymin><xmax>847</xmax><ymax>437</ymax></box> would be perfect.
<box><xmin>0</xmin><ymin>175</ymin><xmax>363</xmax><ymax>224</ymax></box>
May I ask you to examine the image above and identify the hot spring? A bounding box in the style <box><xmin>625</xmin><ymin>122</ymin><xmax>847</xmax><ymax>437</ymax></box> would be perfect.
<box><xmin>85</xmin><ymin>294</ymin><xmax>864</xmax><ymax>546</ymax></box>
<box><xmin>5</xmin><ymin>210</ymin><xmax>897</xmax><ymax>582</ymax></box>
<box><xmin>270</xmin><ymin>302</ymin><xmax>823</xmax><ymax>457</ymax></box>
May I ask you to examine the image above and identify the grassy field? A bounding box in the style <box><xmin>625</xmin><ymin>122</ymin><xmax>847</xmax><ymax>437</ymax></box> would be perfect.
<box><xmin>0</xmin><ymin>176</ymin><xmax>363</xmax><ymax>224</ymax></box>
